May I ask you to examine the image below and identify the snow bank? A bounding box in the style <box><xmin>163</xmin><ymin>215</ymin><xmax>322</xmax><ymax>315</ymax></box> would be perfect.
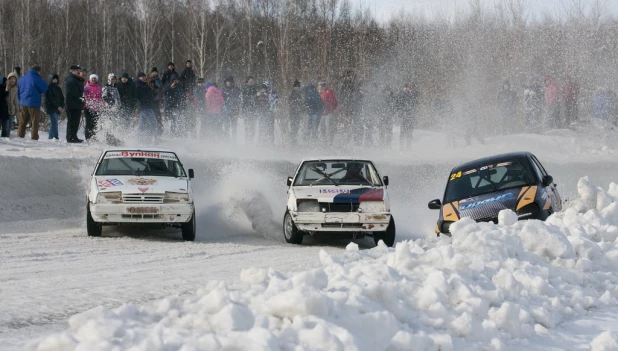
<box><xmin>23</xmin><ymin>178</ymin><xmax>618</xmax><ymax>350</ymax></box>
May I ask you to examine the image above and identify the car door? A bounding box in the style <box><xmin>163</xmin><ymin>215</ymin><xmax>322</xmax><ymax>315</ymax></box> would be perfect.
<box><xmin>530</xmin><ymin>155</ymin><xmax>561</xmax><ymax>211</ymax></box>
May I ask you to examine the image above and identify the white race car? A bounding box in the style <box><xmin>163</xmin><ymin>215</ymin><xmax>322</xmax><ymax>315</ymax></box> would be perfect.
<box><xmin>284</xmin><ymin>158</ymin><xmax>395</xmax><ymax>246</ymax></box>
<box><xmin>87</xmin><ymin>148</ymin><xmax>196</xmax><ymax>241</ymax></box>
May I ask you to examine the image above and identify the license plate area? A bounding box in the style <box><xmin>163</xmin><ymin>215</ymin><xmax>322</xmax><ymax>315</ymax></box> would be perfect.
<box><xmin>126</xmin><ymin>206</ymin><xmax>159</xmax><ymax>214</ymax></box>
<box><xmin>325</xmin><ymin>214</ymin><xmax>360</xmax><ymax>223</ymax></box>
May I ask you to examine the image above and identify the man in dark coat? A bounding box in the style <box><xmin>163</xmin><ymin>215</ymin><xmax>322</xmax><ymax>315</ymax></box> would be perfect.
<box><xmin>288</xmin><ymin>80</ymin><xmax>304</xmax><ymax>143</ymax></box>
<box><xmin>397</xmin><ymin>83</ymin><xmax>419</xmax><ymax>150</ymax></box>
<box><xmin>134</xmin><ymin>72</ymin><xmax>157</xmax><ymax>140</ymax></box>
<box><xmin>163</xmin><ymin>74</ymin><xmax>186</xmax><ymax>136</ymax></box>
<box><xmin>0</xmin><ymin>76</ymin><xmax>9</xmax><ymax>138</ymax></box>
<box><xmin>64</xmin><ymin>65</ymin><xmax>85</xmax><ymax>143</ymax></box>
<box><xmin>161</xmin><ymin>62</ymin><xmax>176</xmax><ymax>88</ymax></box>
<box><xmin>45</xmin><ymin>73</ymin><xmax>65</xmax><ymax>140</ymax></box>
<box><xmin>497</xmin><ymin>80</ymin><xmax>518</xmax><ymax>134</ymax></box>
<box><xmin>241</xmin><ymin>76</ymin><xmax>259</xmax><ymax>144</ymax></box>
<box><xmin>303</xmin><ymin>83</ymin><xmax>324</xmax><ymax>141</ymax></box>
<box><xmin>116</xmin><ymin>72</ymin><xmax>136</xmax><ymax>127</ymax></box>
<box><xmin>222</xmin><ymin>76</ymin><xmax>241</xmax><ymax>141</ymax></box>
<box><xmin>181</xmin><ymin>60</ymin><xmax>196</xmax><ymax>94</ymax></box>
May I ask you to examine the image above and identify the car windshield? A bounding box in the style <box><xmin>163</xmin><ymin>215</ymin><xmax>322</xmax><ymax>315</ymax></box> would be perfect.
<box><xmin>293</xmin><ymin>160</ymin><xmax>382</xmax><ymax>186</ymax></box>
<box><xmin>444</xmin><ymin>160</ymin><xmax>534</xmax><ymax>203</ymax></box>
<box><xmin>95</xmin><ymin>151</ymin><xmax>186</xmax><ymax>177</ymax></box>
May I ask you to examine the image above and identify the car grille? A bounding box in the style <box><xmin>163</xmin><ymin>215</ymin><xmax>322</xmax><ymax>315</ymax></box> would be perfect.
<box><xmin>319</xmin><ymin>202</ymin><xmax>360</xmax><ymax>212</ymax></box>
<box><xmin>322</xmin><ymin>223</ymin><xmax>363</xmax><ymax>228</ymax></box>
<box><xmin>123</xmin><ymin>193</ymin><xmax>165</xmax><ymax>204</ymax></box>
<box><xmin>121</xmin><ymin>214</ymin><xmax>164</xmax><ymax>219</ymax></box>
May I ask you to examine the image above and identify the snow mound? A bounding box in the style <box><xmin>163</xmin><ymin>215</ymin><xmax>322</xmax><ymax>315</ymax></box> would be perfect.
<box><xmin>25</xmin><ymin>177</ymin><xmax>618</xmax><ymax>350</ymax></box>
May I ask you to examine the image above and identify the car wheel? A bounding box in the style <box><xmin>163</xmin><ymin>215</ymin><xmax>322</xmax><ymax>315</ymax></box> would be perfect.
<box><xmin>374</xmin><ymin>216</ymin><xmax>396</xmax><ymax>247</ymax></box>
<box><xmin>283</xmin><ymin>211</ymin><xmax>303</xmax><ymax>245</ymax></box>
<box><xmin>181</xmin><ymin>211</ymin><xmax>196</xmax><ymax>241</ymax></box>
<box><xmin>86</xmin><ymin>204</ymin><xmax>102</xmax><ymax>237</ymax></box>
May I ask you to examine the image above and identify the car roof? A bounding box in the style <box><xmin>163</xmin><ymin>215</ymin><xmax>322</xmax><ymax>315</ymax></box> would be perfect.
<box><xmin>299</xmin><ymin>157</ymin><xmax>374</xmax><ymax>163</ymax></box>
<box><xmin>102</xmin><ymin>147</ymin><xmax>175</xmax><ymax>153</ymax></box>
<box><xmin>452</xmin><ymin>152</ymin><xmax>533</xmax><ymax>172</ymax></box>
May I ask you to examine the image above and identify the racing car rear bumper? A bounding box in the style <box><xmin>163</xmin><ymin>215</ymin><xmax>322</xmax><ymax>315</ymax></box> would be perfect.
<box><xmin>90</xmin><ymin>203</ymin><xmax>194</xmax><ymax>224</ymax></box>
<box><xmin>291</xmin><ymin>211</ymin><xmax>391</xmax><ymax>232</ymax></box>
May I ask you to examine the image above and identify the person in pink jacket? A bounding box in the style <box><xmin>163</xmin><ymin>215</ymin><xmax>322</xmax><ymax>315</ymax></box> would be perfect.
<box><xmin>544</xmin><ymin>76</ymin><xmax>560</xmax><ymax>128</ymax></box>
<box><xmin>204</xmin><ymin>83</ymin><xmax>224</xmax><ymax>138</ymax></box>
<box><xmin>83</xmin><ymin>74</ymin><xmax>104</xmax><ymax>141</ymax></box>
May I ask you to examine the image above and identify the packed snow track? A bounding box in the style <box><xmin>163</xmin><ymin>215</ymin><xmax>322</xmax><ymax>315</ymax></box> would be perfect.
<box><xmin>3</xmin><ymin>129</ymin><xmax>618</xmax><ymax>350</ymax></box>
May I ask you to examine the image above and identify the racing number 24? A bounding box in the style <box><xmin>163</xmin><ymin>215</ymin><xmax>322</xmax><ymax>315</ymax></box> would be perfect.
<box><xmin>450</xmin><ymin>171</ymin><xmax>462</xmax><ymax>181</ymax></box>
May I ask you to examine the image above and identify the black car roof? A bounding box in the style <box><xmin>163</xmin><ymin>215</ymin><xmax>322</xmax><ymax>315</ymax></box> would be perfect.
<box><xmin>452</xmin><ymin>152</ymin><xmax>533</xmax><ymax>172</ymax></box>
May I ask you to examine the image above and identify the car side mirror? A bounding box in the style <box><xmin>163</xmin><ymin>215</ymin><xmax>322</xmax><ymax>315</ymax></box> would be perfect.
<box><xmin>428</xmin><ymin>199</ymin><xmax>442</xmax><ymax>210</ymax></box>
<box><xmin>188</xmin><ymin>169</ymin><xmax>195</xmax><ymax>179</ymax></box>
<box><xmin>383</xmin><ymin>176</ymin><xmax>389</xmax><ymax>186</ymax></box>
<box><xmin>287</xmin><ymin>176</ymin><xmax>293</xmax><ymax>187</ymax></box>
<box><xmin>542</xmin><ymin>175</ymin><xmax>553</xmax><ymax>187</ymax></box>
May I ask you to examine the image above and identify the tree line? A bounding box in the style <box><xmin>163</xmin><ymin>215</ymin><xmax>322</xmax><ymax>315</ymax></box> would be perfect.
<box><xmin>0</xmin><ymin>0</ymin><xmax>616</xmax><ymax>117</ymax></box>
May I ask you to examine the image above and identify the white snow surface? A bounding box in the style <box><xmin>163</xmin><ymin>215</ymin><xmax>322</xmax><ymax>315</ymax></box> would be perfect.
<box><xmin>23</xmin><ymin>177</ymin><xmax>618</xmax><ymax>350</ymax></box>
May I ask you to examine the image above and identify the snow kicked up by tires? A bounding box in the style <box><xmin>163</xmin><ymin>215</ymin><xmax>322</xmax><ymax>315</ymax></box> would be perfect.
<box><xmin>26</xmin><ymin>176</ymin><xmax>618</xmax><ymax>350</ymax></box>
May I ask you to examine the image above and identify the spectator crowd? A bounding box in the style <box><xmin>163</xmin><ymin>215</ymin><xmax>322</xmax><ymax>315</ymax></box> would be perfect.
<box><xmin>0</xmin><ymin>62</ymin><xmax>617</xmax><ymax>147</ymax></box>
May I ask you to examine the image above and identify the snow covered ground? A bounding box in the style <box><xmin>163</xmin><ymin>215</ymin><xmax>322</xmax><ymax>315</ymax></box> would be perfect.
<box><xmin>3</xmin><ymin>122</ymin><xmax>618</xmax><ymax>350</ymax></box>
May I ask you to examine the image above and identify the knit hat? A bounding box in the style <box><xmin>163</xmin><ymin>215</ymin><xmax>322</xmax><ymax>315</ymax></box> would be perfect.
<box><xmin>224</xmin><ymin>76</ymin><xmax>234</xmax><ymax>84</ymax></box>
<box><xmin>186</xmin><ymin>60</ymin><xmax>192</xmax><ymax>63</ymax></box>
<box><xmin>197</xmin><ymin>77</ymin><xmax>205</xmax><ymax>83</ymax></box>
<box><xmin>121</xmin><ymin>72</ymin><xmax>130</xmax><ymax>79</ymax></box>
<box><xmin>293</xmin><ymin>80</ymin><xmax>301</xmax><ymax>87</ymax></box>
<box><xmin>137</xmin><ymin>72</ymin><xmax>146</xmax><ymax>78</ymax></box>
<box><xmin>89</xmin><ymin>74</ymin><xmax>99</xmax><ymax>81</ymax></box>
<box><xmin>151</xmin><ymin>67</ymin><xmax>158</xmax><ymax>73</ymax></box>
<box><xmin>69</xmin><ymin>65</ymin><xmax>81</xmax><ymax>71</ymax></box>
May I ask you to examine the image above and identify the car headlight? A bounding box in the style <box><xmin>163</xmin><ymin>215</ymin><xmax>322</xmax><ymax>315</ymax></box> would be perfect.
<box><xmin>359</xmin><ymin>201</ymin><xmax>386</xmax><ymax>212</ymax></box>
<box><xmin>297</xmin><ymin>199</ymin><xmax>320</xmax><ymax>212</ymax></box>
<box><xmin>164</xmin><ymin>192</ymin><xmax>191</xmax><ymax>203</ymax></box>
<box><xmin>97</xmin><ymin>191</ymin><xmax>122</xmax><ymax>204</ymax></box>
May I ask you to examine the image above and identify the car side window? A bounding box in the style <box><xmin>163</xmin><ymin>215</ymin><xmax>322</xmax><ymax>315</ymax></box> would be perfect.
<box><xmin>528</xmin><ymin>157</ymin><xmax>545</xmax><ymax>182</ymax></box>
<box><xmin>531</xmin><ymin>155</ymin><xmax>548</xmax><ymax>176</ymax></box>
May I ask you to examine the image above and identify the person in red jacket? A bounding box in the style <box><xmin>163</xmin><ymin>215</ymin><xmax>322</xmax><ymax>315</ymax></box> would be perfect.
<box><xmin>205</xmin><ymin>83</ymin><xmax>224</xmax><ymax>139</ymax></box>
<box><xmin>318</xmin><ymin>81</ymin><xmax>338</xmax><ymax>145</ymax></box>
<box><xmin>544</xmin><ymin>76</ymin><xmax>560</xmax><ymax>128</ymax></box>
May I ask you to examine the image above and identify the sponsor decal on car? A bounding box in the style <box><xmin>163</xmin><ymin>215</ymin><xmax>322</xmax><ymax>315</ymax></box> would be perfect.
<box><xmin>127</xmin><ymin>178</ymin><xmax>157</xmax><ymax>185</ymax></box>
<box><xmin>97</xmin><ymin>178</ymin><xmax>123</xmax><ymax>187</ymax></box>
<box><xmin>105</xmin><ymin>151</ymin><xmax>178</xmax><ymax>160</ymax></box>
<box><xmin>319</xmin><ymin>189</ymin><xmax>351</xmax><ymax>194</ymax></box>
<box><xmin>460</xmin><ymin>192</ymin><xmax>515</xmax><ymax>210</ymax></box>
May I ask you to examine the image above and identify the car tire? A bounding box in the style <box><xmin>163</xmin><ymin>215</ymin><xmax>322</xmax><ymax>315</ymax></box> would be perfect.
<box><xmin>283</xmin><ymin>211</ymin><xmax>303</xmax><ymax>245</ymax></box>
<box><xmin>86</xmin><ymin>204</ymin><xmax>102</xmax><ymax>237</ymax></box>
<box><xmin>181</xmin><ymin>211</ymin><xmax>196</xmax><ymax>241</ymax></box>
<box><xmin>374</xmin><ymin>216</ymin><xmax>396</xmax><ymax>247</ymax></box>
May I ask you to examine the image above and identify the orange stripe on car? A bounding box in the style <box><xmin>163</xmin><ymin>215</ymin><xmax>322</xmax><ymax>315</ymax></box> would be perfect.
<box><xmin>516</xmin><ymin>185</ymin><xmax>537</xmax><ymax>211</ymax></box>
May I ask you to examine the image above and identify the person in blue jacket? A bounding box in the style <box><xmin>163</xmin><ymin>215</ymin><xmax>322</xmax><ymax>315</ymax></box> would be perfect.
<box><xmin>17</xmin><ymin>65</ymin><xmax>48</xmax><ymax>140</ymax></box>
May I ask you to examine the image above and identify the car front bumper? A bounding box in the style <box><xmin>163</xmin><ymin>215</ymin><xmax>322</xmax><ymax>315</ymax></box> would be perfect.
<box><xmin>90</xmin><ymin>203</ymin><xmax>194</xmax><ymax>224</ymax></box>
<box><xmin>291</xmin><ymin>211</ymin><xmax>391</xmax><ymax>232</ymax></box>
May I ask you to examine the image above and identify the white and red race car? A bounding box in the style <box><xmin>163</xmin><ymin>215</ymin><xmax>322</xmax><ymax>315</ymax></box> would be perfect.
<box><xmin>284</xmin><ymin>158</ymin><xmax>395</xmax><ymax>246</ymax></box>
<box><xmin>87</xmin><ymin>148</ymin><xmax>196</xmax><ymax>241</ymax></box>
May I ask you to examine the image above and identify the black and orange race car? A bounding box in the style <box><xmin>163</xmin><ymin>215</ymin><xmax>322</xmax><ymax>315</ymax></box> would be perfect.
<box><xmin>428</xmin><ymin>152</ymin><xmax>562</xmax><ymax>235</ymax></box>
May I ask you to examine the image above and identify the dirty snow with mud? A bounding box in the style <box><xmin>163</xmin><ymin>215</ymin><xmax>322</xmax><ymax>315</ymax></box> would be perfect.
<box><xmin>3</xmin><ymin>123</ymin><xmax>618</xmax><ymax>350</ymax></box>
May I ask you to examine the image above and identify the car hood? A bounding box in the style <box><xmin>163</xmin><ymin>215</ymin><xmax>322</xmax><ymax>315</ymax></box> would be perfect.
<box><xmin>457</xmin><ymin>188</ymin><xmax>521</xmax><ymax>221</ymax></box>
<box><xmin>94</xmin><ymin>176</ymin><xmax>189</xmax><ymax>194</ymax></box>
<box><xmin>292</xmin><ymin>186</ymin><xmax>384</xmax><ymax>203</ymax></box>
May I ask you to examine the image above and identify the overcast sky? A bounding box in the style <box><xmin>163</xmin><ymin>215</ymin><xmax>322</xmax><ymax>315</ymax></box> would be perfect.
<box><xmin>354</xmin><ymin>0</ymin><xmax>618</xmax><ymax>23</ymax></box>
